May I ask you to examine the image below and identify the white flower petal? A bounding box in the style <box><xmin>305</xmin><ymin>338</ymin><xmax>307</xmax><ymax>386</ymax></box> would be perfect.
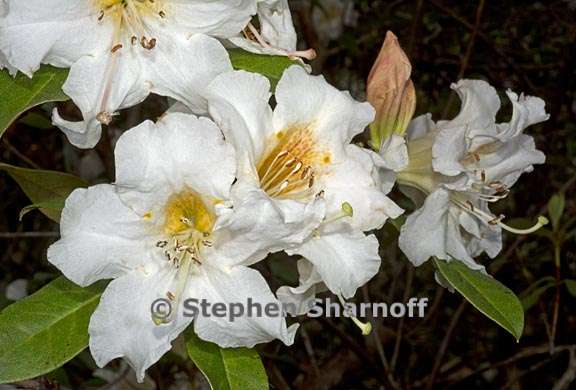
<box><xmin>480</xmin><ymin>134</ymin><xmax>545</xmax><ymax>187</ymax></box>
<box><xmin>446</xmin><ymin>79</ymin><xmax>500</xmax><ymax>129</ymax></box>
<box><xmin>213</xmin><ymin>184</ymin><xmax>325</xmax><ymax>266</ymax></box>
<box><xmin>229</xmin><ymin>0</ymin><xmax>297</xmax><ymax>56</ymax></box>
<box><xmin>406</xmin><ymin>113</ymin><xmax>435</xmax><ymax>140</ymax></box>
<box><xmin>145</xmin><ymin>33</ymin><xmax>233</xmax><ymax>115</ymax></box>
<box><xmin>89</xmin><ymin>264</ymin><xmax>192</xmax><ymax>382</ymax></box>
<box><xmin>0</xmin><ymin>49</ymin><xmax>16</xmax><ymax>75</ymax></box>
<box><xmin>399</xmin><ymin>188</ymin><xmax>484</xmax><ymax>270</ymax></box>
<box><xmin>276</xmin><ymin>259</ymin><xmax>325</xmax><ymax>316</ymax></box>
<box><xmin>500</xmin><ymin>90</ymin><xmax>549</xmax><ymax>141</ymax></box>
<box><xmin>52</xmin><ymin>53</ymin><xmax>149</xmax><ymax>148</ymax></box>
<box><xmin>192</xmin><ymin>265</ymin><xmax>299</xmax><ymax>348</ymax></box>
<box><xmin>431</xmin><ymin>125</ymin><xmax>468</xmax><ymax>176</ymax></box>
<box><xmin>274</xmin><ymin>65</ymin><xmax>375</xmax><ymax>152</ymax></box>
<box><xmin>287</xmin><ymin>230</ymin><xmax>381</xmax><ymax>299</ymax></box>
<box><xmin>114</xmin><ymin>113</ymin><xmax>236</xmax><ymax>216</ymax></box>
<box><xmin>52</xmin><ymin>109</ymin><xmax>103</xmax><ymax>150</ymax></box>
<box><xmin>378</xmin><ymin>134</ymin><xmax>409</xmax><ymax>172</ymax></box>
<box><xmin>167</xmin><ymin>0</ymin><xmax>257</xmax><ymax>38</ymax></box>
<box><xmin>207</xmin><ymin>70</ymin><xmax>273</xmax><ymax>160</ymax></box>
<box><xmin>322</xmin><ymin>145</ymin><xmax>401</xmax><ymax>231</ymax></box>
<box><xmin>0</xmin><ymin>0</ymin><xmax>111</xmax><ymax>76</ymax></box>
<box><xmin>47</xmin><ymin>184</ymin><xmax>152</xmax><ymax>287</ymax></box>
<box><xmin>257</xmin><ymin>0</ymin><xmax>297</xmax><ymax>51</ymax></box>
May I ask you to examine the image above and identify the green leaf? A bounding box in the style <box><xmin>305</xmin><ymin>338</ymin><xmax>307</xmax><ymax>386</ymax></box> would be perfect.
<box><xmin>548</xmin><ymin>193</ymin><xmax>565</xmax><ymax>231</ymax></box>
<box><xmin>434</xmin><ymin>258</ymin><xmax>525</xmax><ymax>341</ymax></box>
<box><xmin>0</xmin><ymin>66</ymin><xmax>69</xmax><ymax>138</ymax></box>
<box><xmin>184</xmin><ymin>328</ymin><xmax>268</xmax><ymax>390</ymax></box>
<box><xmin>19</xmin><ymin>200</ymin><xmax>66</xmax><ymax>221</ymax></box>
<box><xmin>519</xmin><ymin>276</ymin><xmax>556</xmax><ymax>311</ymax></box>
<box><xmin>0</xmin><ymin>277</ymin><xmax>106</xmax><ymax>384</ymax></box>
<box><xmin>565</xmin><ymin>279</ymin><xmax>576</xmax><ymax>298</ymax></box>
<box><xmin>0</xmin><ymin>163</ymin><xmax>87</xmax><ymax>222</ymax></box>
<box><xmin>228</xmin><ymin>49</ymin><xmax>300</xmax><ymax>89</ymax></box>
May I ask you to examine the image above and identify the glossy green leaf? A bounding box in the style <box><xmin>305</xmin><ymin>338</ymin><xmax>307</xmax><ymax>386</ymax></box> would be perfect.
<box><xmin>0</xmin><ymin>163</ymin><xmax>87</xmax><ymax>222</ymax></box>
<box><xmin>184</xmin><ymin>328</ymin><xmax>268</xmax><ymax>390</ymax></box>
<box><xmin>228</xmin><ymin>49</ymin><xmax>299</xmax><ymax>89</ymax></box>
<box><xmin>548</xmin><ymin>193</ymin><xmax>565</xmax><ymax>231</ymax></box>
<box><xmin>0</xmin><ymin>277</ymin><xmax>106</xmax><ymax>384</ymax></box>
<box><xmin>434</xmin><ymin>258</ymin><xmax>525</xmax><ymax>341</ymax></box>
<box><xmin>0</xmin><ymin>66</ymin><xmax>69</xmax><ymax>138</ymax></box>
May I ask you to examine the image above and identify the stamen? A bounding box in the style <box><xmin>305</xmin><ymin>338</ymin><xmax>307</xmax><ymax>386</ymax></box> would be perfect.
<box><xmin>456</xmin><ymin>198</ymin><xmax>549</xmax><ymax>235</ymax></box>
<box><xmin>257</xmin><ymin>126</ymin><xmax>323</xmax><ymax>200</ymax></box>
<box><xmin>246</xmin><ymin>22</ymin><xmax>317</xmax><ymax>61</ymax></box>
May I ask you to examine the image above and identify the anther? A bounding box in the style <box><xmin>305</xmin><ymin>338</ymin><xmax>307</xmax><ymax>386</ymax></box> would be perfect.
<box><xmin>308</xmin><ymin>174</ymin><xmax>315</xmax><ymax>188</ymax></box>
<box><xmin>111</xmin><ymin>44</ymin><xmax>123</xmax><ymax>53</ymax></box>
<box><xmin>488</xmin><ymin>215</ymin><xmax>504</xmax><ymax>225</ymax></box>
<box><xmin>140</xmin><ymin>36</ymin><xmax>157</xmax><ymax>50</ymax></box>
<box><xmin>180</xmin><ymin>217</ymin><xmax>193</xmax><ymax>226</ymax></box>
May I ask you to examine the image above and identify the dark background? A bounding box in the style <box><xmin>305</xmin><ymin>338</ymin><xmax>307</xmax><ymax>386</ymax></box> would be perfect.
<box><xmin>1</xmin><ymin>0</ymin><xmax>575</xmax><ymax>388</ymax></box>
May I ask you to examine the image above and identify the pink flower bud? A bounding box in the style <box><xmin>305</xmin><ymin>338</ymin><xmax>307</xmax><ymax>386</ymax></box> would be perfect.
<box><xmin>367</xmin><ymin>31</ymin><xmax>416</xmax><ymax>149</ymax></box>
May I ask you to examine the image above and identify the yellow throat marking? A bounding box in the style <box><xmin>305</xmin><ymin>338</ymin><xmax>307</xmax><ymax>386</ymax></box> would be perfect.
<box><xmin>257</xmin><ymin>125</ymin><xmax>330</xmax><ymax>200</ymax></box>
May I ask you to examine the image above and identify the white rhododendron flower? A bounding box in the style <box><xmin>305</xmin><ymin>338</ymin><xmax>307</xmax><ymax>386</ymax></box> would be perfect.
<box><xmin>0</xmin><ymin>50</ymin><xmax>15</xmax><ymax>75</ymax></box>
<box><xmin>47</xmin><ymin>112</ymin><xmax>298</xmax><ymax>381</ymax></box>
<box><xmin>229</xmin><ymin>0</ymin><xmax>316</xmax><ymax>60</ymax></box>
<box><xmin>206</xmin><ymin>65</ymin><xmax>403</xmax><ymax>306</ymax></box>
<box><xmin>397</xmin><ymin>80</ymin><xmax>549</xmax><ymax>270</ymax></box>
<box><xmin>0</xmin><ymin>0</ymin><xmax>260</xmax><ymax>148</ymax></box>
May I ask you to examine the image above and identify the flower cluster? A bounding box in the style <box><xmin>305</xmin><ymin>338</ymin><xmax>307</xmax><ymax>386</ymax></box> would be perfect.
<box><xmin>0</xmin><ymin>0</ymin><xmax>548</xmax><ymax>381</ymax></box>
